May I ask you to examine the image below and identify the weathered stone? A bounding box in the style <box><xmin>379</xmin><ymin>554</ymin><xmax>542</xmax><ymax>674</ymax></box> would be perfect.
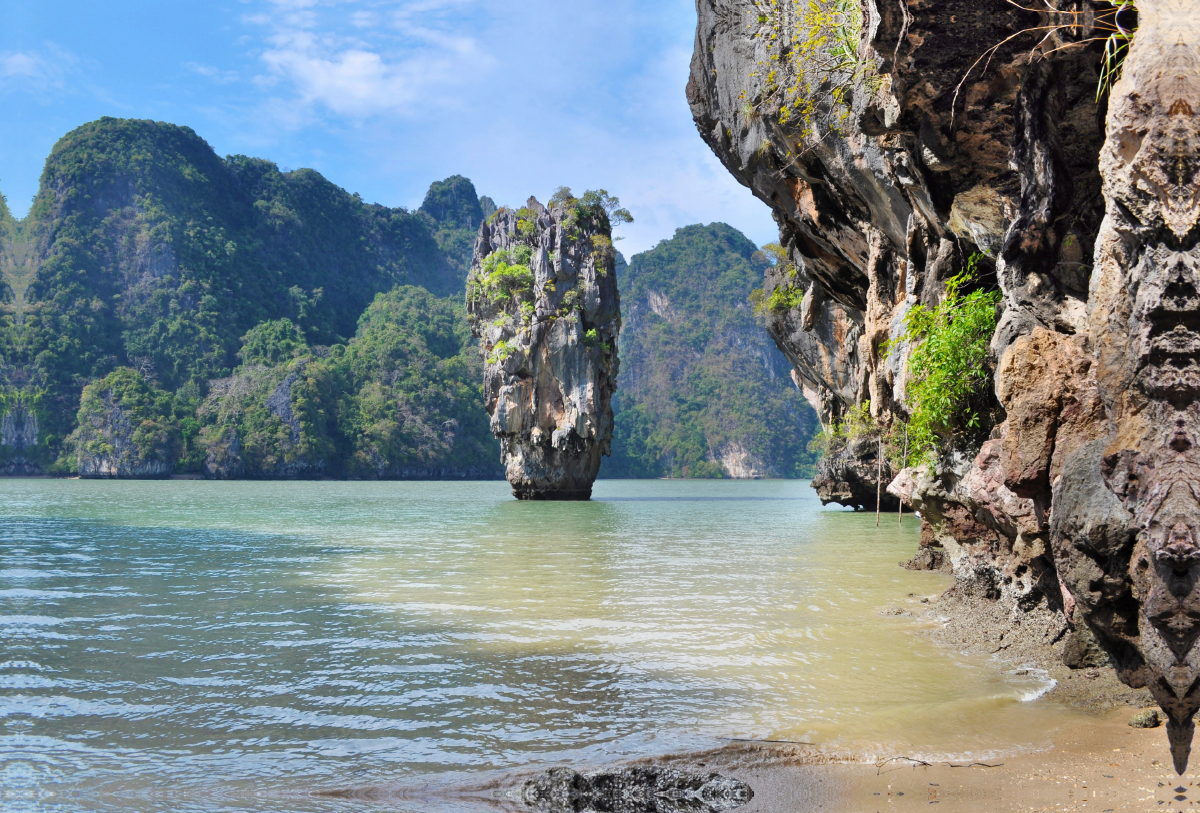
<box><xmin>1130</xmin><ymin>709</ymin><xmax>1165</xmax><ymax>729</ymax></box>
<box><xmin>812</xmin><ymin>435</ymin><xmax>899</xmax><ymax>511</ymax></box>
<box><xmin>1048</xmin><ymin>0</ymin><xmax>1200</xmax><ymax>773</ymax></box>
<box><xmin>1062</xmin><ymin>625</ymin><xmax>1112</xmax><ymax>671</ymax></box>
<box><xmin>468</xmin><ymin>197</ymin><xmax>620</xmax><ymax>500</ymax></box>
<box><xmin>520</xmin><ymin>766</ymin><xmax>752</xmax><ymax>813</ymax></box>
<box><xmin>995</xmin><ymin>329</ymin><xmax>1106</xmax><ymax>498</ymax></box>
<box><xmin>903</xmin><ymin>546</ymin><xmax>950</xmax><ymax>573</ymax></box>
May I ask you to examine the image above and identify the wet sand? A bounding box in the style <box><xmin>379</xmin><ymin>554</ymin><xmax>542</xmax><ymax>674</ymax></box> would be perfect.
<box><xmin>647</xmin><ymin>710</ymin><xmax>1185</xmax><ymax>813</ymax></box>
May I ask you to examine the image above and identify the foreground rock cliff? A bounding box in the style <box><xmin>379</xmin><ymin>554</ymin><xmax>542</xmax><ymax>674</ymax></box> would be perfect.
<box><xmin>467</xmin><ymin>195</ymin><xmax>621</xmax><ymax>499</ymax></box>
<box><xmin>691</xmin><ymin>0</ymin><xmax>1200</xmax><ymax>769</ymax></box>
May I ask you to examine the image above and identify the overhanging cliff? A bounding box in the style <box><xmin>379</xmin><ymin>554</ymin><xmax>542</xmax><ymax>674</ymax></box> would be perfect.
<box><xmin>691</xmin><ymin>0</ymin><xmax>1200</xmax><ymax>771</ymax></box>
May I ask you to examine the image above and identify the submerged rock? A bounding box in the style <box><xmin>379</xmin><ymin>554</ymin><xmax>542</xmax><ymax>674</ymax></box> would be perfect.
<box><xmin>520</xmin><ymin>766</ymin><xmax>752</xmax><ymax>813</ymax></box>
<box><xmin>467</xmin><ymin>195</ymin><xmax>620</xmax><ymax>500</ymax></box>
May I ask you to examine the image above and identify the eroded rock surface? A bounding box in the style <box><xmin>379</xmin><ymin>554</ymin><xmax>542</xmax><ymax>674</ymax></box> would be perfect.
<box><xmin>468</xmin><ymin>198</ymin><xmax>620</xmax><ymax>499</ymax></box>
<box><xmin>691</xmin><ymin>0</ymin><xmax>1200</xmax><ymax>771</ymax></box>
<box><xmin>520</xmin><ymin>767</ymin><xmax>752</xmax><ymax>813</ymax></box>
<box><xmin>1050</xmin><ymin>0</ymin><xmax>1200</xmax><ymax>773</ymax></box>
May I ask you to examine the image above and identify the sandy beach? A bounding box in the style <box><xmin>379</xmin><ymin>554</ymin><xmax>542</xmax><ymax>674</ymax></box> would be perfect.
<box><xmin>557</xmin><ymin>710</ymin><xmax>1175</xmax><ymax>813</ymax></box>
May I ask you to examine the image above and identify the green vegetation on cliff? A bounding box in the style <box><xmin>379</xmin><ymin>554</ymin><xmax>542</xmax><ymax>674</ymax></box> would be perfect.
<box><xmin>66</xmin><ymin>367</ymin><xmax>181</xmax><ymax>476</ymax></box>
<box><xmin>603</xmin><ymin>223</ymin><xmax>819</xmax><ymax>479</ymax></box>
<box><xmin>0</xmin><ymin>118</ymin><xmax>500</xmax><ymax>477</ymax></box>
<box><xmin>891</xmin><ymin>261</ymin><xmax>1000</xmax><ymax>465</ymax></box>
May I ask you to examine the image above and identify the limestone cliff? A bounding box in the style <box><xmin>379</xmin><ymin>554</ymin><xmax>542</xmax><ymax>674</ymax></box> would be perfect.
<box><xmin>1050</xmin><ymin>0</ymin><xmax>1200</xmax><ymax>773</ymax></box>
<box><xmin>467</xmin><ymin>196</ymin><xmax>620</xmax><ymax>499</ymax></box>
<box><xmin>690</xmin><ymin>0</ymin><xmax>1106</xmax><ymax>596</ymax></box>
<box><xmin>691</xmin><ymin>0</ymin><xmax>1200</xmax><ymax>770</ymax></box>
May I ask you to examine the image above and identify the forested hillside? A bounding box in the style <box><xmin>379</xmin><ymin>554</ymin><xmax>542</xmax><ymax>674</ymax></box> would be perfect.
<box><xmin>0</xmin><ymin>119</ymin><xmax>817</xmax><ymax>479</ymax></box>
<box><xmin>602</xmin><ymin>224</ymin><xmax>818</xmax><ymax>479</ymax></box>
<box><xmin>0</xmin><ymin>117</ymin><xmax>495</xmax><ymax>476</ymax></box>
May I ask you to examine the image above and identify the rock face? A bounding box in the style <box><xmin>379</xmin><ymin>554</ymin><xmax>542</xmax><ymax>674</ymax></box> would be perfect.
<box><xmin>467</xmin><ymin>197</ymin><xmax>620</xmax><ymax>500</ymax></box>
<box><xmin>1050</xmin><ymin>0</ymin><xmax>1200</xmax><ymax>774</ymax></box>
<box><xmin>691</xmin><ymin>0</ymin><xmax>1200</xmax><ymax>770</ymax></box>
<box><xmin>0</xmin><ymin>401</ymin><xmax>41</xmax><ymax>476</ymax></box>
<box><xmin>813</xmin><ymin>438</ymin><xmax>899</xmax><ymax>511</ymax></box>
<box><xmin>520</xmin><ymin>767</ymin><xmax>752</xmax><ymax>813</ymax></box>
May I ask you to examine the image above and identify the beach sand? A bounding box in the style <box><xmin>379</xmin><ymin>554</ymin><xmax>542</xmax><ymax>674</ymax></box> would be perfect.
<box><xmin>670</xmin><ymin>710</ymin><xmax>1187</xmax><ymax>813</ymax></box>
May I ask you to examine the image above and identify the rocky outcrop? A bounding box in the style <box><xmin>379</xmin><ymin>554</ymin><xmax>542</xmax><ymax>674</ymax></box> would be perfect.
<box><xmin>198</xmin><ymin>360</ymin><xmax>326</xmax><ymax>480</ymax></box>
<box><xmin>1050</xmin><ymin>0</ymin><xmax>1200</xmax><ymax>773</ymax></box>
<box><xmin>813</xmin><ymin>437</ymin><xmax>899</xmax><ymax>511</ymax></box>
<box><xmin>690</xmin><ymin>0</ymin><xmax>1200</xmax><ymax>771</ymax></box>
<box><xmin>467</xmin><ymin>197</ymin><xmax>620</xmax><ymax>500</ymax></box>
<box><xmin>520</xmin><ymin>767</ymin><xmax>752</xmax><ymax>813</ymax></box>
<box><xmin>69</xmin><ymin>369</ymin><xmax>177</xmax><ymax>478</ymax></box>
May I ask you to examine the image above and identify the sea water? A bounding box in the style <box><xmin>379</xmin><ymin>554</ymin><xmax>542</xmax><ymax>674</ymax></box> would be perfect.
<box><xmin>1</xmin><ymin>479</ymin><xmax>1078</xmax><ymax>811</ymax></box>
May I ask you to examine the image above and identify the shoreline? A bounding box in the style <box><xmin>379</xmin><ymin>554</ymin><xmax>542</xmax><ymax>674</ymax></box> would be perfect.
<box><xmin>463</xmin><ymin>573</ymin><xmax>1173</xmax><ymax>812</ymax></box>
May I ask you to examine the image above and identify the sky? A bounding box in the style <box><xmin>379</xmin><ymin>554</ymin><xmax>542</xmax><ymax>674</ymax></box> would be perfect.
<box><xmin>0</xmin><ymin>0</ymin><xmax>776</xmax><ymax>257</ymax></box>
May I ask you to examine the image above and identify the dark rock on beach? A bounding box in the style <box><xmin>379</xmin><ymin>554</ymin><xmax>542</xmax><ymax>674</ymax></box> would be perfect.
<box><xmin>520</xmin><ymin>766</ymin><xmax>752</xmax><ymax>813</ymax></box>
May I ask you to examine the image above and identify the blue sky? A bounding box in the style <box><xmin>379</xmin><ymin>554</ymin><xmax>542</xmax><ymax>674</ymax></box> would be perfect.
<box><xmin>0</xmin><ymin>0</ymin><xmax>776</xmax><ymax>256</ymax></box>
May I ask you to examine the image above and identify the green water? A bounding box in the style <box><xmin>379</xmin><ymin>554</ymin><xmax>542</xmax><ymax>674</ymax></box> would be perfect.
<box><xmin>0</xmin><ymin>479</ymin><xmax>1081</xmax><ymax>811</ymax></box>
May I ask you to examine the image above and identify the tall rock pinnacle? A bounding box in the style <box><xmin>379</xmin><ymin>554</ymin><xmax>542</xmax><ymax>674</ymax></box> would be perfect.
<box><xmin>467</xmin><ymin>194</ymin><xmax>621</xmax><ymax>500</ymax></box>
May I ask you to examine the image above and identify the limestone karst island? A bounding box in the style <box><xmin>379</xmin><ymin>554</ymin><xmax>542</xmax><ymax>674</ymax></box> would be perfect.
<box><xmin>1</xmin><ymin>1</ymin><xmax>1197</xmax><ymax>811</ymax></box>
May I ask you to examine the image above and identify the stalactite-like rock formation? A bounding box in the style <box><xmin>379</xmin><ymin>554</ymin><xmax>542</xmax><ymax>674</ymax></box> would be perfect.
<box><xmin>691</xmin><ymin>0</ymin><xmax>1200</xmax><ymax>769</ymax></box>
<box><xmin>1052</xmin><ymin>0</ymin><xmax>1200</xmax><ymax>773</ymax></box>
<box><xmin>467</xmin><ymin>197</ymin><xmax>620</xmax><ymax>500</ymax></box>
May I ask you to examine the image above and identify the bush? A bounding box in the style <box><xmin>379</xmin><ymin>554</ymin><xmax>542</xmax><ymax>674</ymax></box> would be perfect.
<box><xmin>472</xmin><ymin>249</ymin><xmax>534</xmax><ymax>303</ymax></box>
<box><xmin>238</xmin><ymin>318</ymin><xmax>308</xmax><ymax>366</ymax></box>
<box><xmin>891</xmin><ymin>258</ymin><xmax>1000</xmax><ymax>464</ymax></box>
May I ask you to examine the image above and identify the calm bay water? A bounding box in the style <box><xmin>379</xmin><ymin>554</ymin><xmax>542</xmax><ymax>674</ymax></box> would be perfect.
<box><xmin>2</xmin><ymin>479</ymin><xmax>1079</xmax><ymax>811</ymax></box>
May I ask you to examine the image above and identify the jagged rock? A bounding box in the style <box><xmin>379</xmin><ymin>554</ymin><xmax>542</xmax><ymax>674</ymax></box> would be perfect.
<box><xmin>1049</xmin><ymin>0</ymin><xmax>1200</xmax><ymax>773</ymax></box>
<box><xmin>1062</xmin><ymin>625</ymin><xmax>1112</xmax><ymax>671</ymax></box>
<box><xmin>903</xmin><ymin>546</ymin><xmax>950</xmax><ymax>573</ymax></box>
<box><xmin>520</xmin><ymin>767</ymin><xmax>752</xmax><ymax>813</ymax></box>
<box><xmin>467</xmin><ymin>196</ymin><xmax>620</xmax><ymax>500</ymax></box>
<box><xmin>812</xmin><ymin>436</ymin><xmax>898</xmax><ymax>511</ymax></box>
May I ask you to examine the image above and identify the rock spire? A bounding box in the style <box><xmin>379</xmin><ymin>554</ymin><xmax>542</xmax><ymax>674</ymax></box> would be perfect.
<box><xmin>467</xmin><ymin>194</ymin><xmax>620</xmax><ymax>499</ymax></box>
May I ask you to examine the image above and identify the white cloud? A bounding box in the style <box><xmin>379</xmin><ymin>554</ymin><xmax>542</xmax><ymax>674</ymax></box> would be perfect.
<box><xmin>0</xmin><ymin>45</ymin><xmax>81</xmax><ymax>93</ymax></box>
<box><xmin>249</xmin><ymin>0</ymin><xmax>492</xmax><ymax>121</ymax></box>
<box><xmin>225</xmin><ymin>0</ymin><xmax>775</xmax><ymax>255</ymax></box>
<box><xmin>186</xmin><ymin>62</ymin><xmax>240</xmax><ymax>84</ymax></box>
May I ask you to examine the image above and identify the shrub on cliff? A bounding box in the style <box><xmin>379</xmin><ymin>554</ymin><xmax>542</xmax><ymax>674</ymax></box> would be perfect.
<box><xmin>892</xmin><ymin>259</ymin><xmax>1000</xmax><ymax>464</ymax></box>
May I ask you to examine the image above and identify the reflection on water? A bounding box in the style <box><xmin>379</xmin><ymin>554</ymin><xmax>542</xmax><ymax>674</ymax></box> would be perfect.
<box><xmin>1</xmin><ymin>479</ymin><xmax>1079</xmax><ymax>812</ymax></box>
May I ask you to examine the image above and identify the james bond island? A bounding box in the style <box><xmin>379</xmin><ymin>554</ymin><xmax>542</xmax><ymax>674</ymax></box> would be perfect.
<box><xmin>466</xmin><ymin>191</ymin><xmax>623</xmax><ymax>500</ymax></box>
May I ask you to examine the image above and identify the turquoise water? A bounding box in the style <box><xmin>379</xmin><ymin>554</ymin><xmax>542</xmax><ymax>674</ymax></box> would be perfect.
<box><xmin>1</xmin><ymin>479</ymin><xmax>1078</xmax><ymax>811</ymax></box>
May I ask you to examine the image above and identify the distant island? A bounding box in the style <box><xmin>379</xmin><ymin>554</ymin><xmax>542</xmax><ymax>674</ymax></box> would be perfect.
<box><xmin>0</xmin><ymin>117</ymin><xmax>816</xmax><ymax>480</ymax></box>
